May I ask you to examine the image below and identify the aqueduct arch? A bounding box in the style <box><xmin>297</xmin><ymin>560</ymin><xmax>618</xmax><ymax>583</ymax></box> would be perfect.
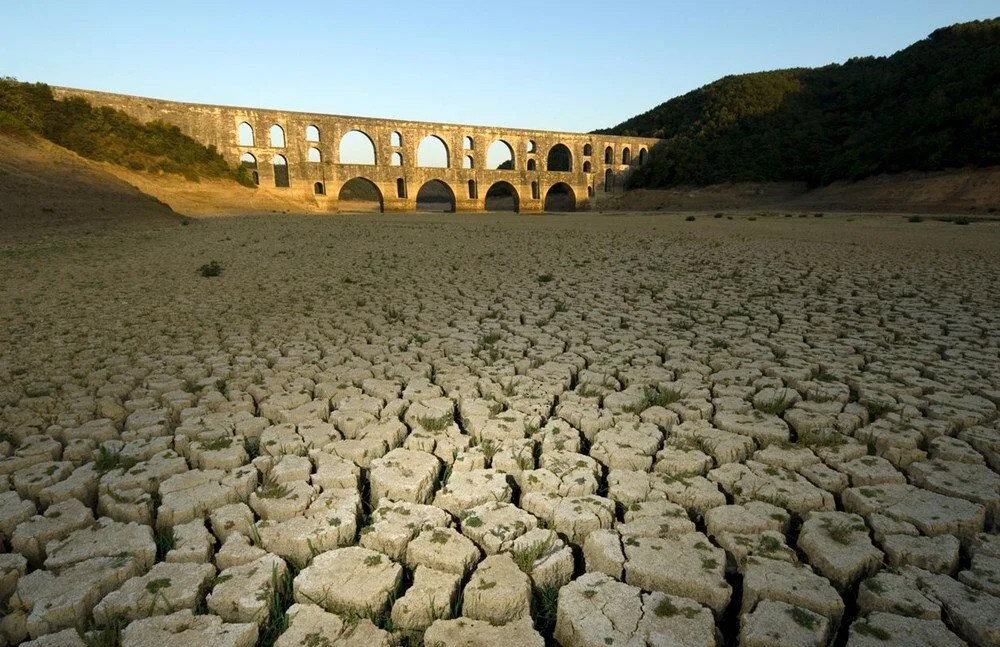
<box><xmin>51</xmin><ymin>87</ymin><xmax>660</xmax><ymax>212</ymax></box>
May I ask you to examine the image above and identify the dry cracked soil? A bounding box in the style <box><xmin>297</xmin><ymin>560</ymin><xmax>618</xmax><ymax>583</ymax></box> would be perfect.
<box><xmin>1</xmin><ymin>211</ymin><xmax>999</xmax><ymax>647</ymax></box>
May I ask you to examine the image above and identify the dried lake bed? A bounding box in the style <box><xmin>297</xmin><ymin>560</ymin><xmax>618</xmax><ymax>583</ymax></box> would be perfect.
<box><xmin>1</xmin><ymin>211</ymin><xmax>998</xmax><ymax>647</ymax></box>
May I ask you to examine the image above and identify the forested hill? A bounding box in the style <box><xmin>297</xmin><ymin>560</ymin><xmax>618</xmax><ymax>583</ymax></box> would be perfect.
<box><xmin>596</xmin><ymin>19</ymin><xmax>1000</xmax><ymax>188</ymax></box>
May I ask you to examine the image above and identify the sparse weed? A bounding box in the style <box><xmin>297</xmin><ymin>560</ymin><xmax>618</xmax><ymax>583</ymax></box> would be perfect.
<box><xmin>417</xmin><ymin>411</ymin><xmax>454</xmax><ymax>431</ymax></box>
<box><xmin>198</xmin><ymin>261</ymin><xmax>222</xmax><ymax>277</ymax></box>
<box><xmin>789</xmin><ymin>605</ymin><xmax>818</xmax><ymax>629</ymax></box>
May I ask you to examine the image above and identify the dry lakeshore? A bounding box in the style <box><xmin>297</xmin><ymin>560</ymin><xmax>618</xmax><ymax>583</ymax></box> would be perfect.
<box><xmin>1</xmin><ymin>211</ymin><xmax>999</xmax><ymax>647</ymax></box>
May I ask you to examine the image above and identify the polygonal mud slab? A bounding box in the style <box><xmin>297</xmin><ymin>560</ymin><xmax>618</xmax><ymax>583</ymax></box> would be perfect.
<box><xmin>293</xmin><ymin>546</ymin><xmax>403</xmax><ymax>618</ymax></box>
<box><xmin>119</xmin><ymin>609</ymin><xmax>258</xmax><ymax>647</ymax></box>
<box><xmin>423</xmin><ymin>616</ymin><xmax>544</xmax><ymax>647</ymax></box>
<box><xmin>555</xmin><ymin>572</ymin><xmax>716</xmax><ymax>647</ymax></box>
<box><xmin>207</xmin><ymin>553</ymin><xmax>288</xmax><ymax>626</ymax></box>
<box><xmin>368</xmin><ymin>448</ymin><xmax>440</xmax><ymax>504</ymax></box>
<box><xmin>462</xmin><ymin>553</ymin><xmax>532</xmax><ymax>625</ymax></box>
<box><xmin>274</xmin><ymin>603</ymin><xmax>391</xmax><ymax>647</ymax></box>
<box><xmin>623</xmin><ymin>531</ymin><xmax>731</xmax><ymax>615</ymax></box>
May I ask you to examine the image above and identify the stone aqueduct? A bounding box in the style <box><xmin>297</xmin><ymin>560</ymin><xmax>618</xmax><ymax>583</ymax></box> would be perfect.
<box><xmin>53</xmin><ymin>87</ymin><xmax>660</xmax><ymax>213</ymax></box>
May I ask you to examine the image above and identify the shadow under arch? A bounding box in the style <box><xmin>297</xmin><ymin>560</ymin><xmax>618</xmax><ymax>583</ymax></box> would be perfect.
<box><xmin>544</xmin><ymin>182</ymin><xmax>576</xmax><ymax>212</ymax></box>
<box><xmin>484</xmin><ymin>181</ymin><xmax>520</xmax><ymax>213</ymax></box>
<box><xmin>415</xmin><ymin>179</ymin><xmax>456</xmax><ymax>212</ymax></box>
<box><xmin>338</xmin><ymin>177</ymin><xmax>383</xmax><ymax>213</ymax></box>
<box><xmin>546</xmin><ymin>143</ymin><xmax>572</xmax><ymax>172</ymax></box>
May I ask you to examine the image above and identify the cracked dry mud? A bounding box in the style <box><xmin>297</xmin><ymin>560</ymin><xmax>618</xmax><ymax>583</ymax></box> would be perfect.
<box><xmin>0</xmin><ymin>212</ymin><xmax>998</xmax><ymax>647</ymax></box>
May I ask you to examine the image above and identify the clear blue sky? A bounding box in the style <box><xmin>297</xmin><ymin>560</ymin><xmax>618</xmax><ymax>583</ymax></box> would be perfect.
<box><xmin>1</xmin><ymin>1</ymin><xmax>996</xmax><ymax>133</ymax></box>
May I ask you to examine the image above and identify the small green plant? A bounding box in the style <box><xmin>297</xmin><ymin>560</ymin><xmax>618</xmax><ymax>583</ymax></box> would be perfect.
<box><xmin>532</xmin><ymin>586</ymin><xmax>559</xmax><ymax>636</ymax></box>
<box><xmin>863</xmin><ymin>577</ymin><xmax>885</xmax><ymax>594</ymax></box>
<box><xmin>82</xmin><ymin>615</ymin><xmax>128</xmax><ymax>647</ymax></box>
<box><xmin>94</xmin><ymin>446</ymin><xmax>126</xmax><ymax>473</ymax></box>
<box><xmin>624</xmin><ymin>385</ymin><xmax>683</xmax><ymax>413</ymax></box>
<box><xmin>536</xmin><ymin>273</ymin><xmax>554</xmax><ymax>283</ymax></box>
<box><xmin>244</xmin><ymin>436</ymin><xmax>260</xmax><ymax>459</ymax></box>
<box><xmin>759</xmin><ymin>535</ymin><xmax>782</xmax><ymax>553</ymax></box>
<box><xmin>863</xmin><ymin>400</ymin><xmax>894</xmax><ymax>420</ymax></box>
<box><xmin>789</xmin><ymin>605</ymin><xmax>818</xmax><ymax>629</ymax></box>
<box><xmin>199</xmin><ymin>436</ymin><xmax>233</xmax><ymax>451</ymax></box>
<box><xmin>854</xmin><ymin>620</ymin><xmax>891</xmax><ymax>640</ymax></box>
<box><xmin>462</xmin><ymin>514</ymin><xmax>483</xmax><ymax>528</ymax></box>
<box><xmin>512</xmin><ymin>537</ymin><xmax>552</xmax><ymax>573</ymax></box>
<box><xmin>257</xmin><ymin>472</ymin><xmax>289</xmax><ymax>499</ymax></box>
<box><xmin>364</xmin><ymin>554</ymin><xmax>383</xmax><ymax>567</ymax></box>
<box><xmin>685</xmin><ymin>215</ymin><xmax>695</xmax><ymax>221</ymax></box>
<box><xmin>478</xmin><ymin>439</ymin><xmax>499</xmax><ymax>462</ymax></box>
<box><xmin>257</xmin><ymin>565</ymin><xmax>293</xmax><ymax>647</ymax></box>
<box><xmin>154</xmin><ymin>527</ymin><xmax>175</xmax><ymax>560</ymax></box>
<box><xmin>713</xmin><ymin>212</ymin><xmax>724</xmax><ymax>218</ymax></box>
<box><xmin>417</xmin><ymin>411</ymin><xmax>454</xmax><ymax>431</ymax></box>
<box><xmin>822</xmin><ymin>519</ymin><xmax>858</xmax><ymax>545</ymax></box>
<box><xmin>479</xmin><ymin>331</ymin><xmax>503</xmax><ymax>346</ymax></box>
<box><xmin>654</xmin><ymin>597</ymin><xmax>699</xmax><ymax>618</ymax></box>
<box><xmin>145</xmin><ymin>578</ymin><xmax>172</xmax><ymax>595</ymax></box>
<box><xmin>755</xmin><ymin>393</ymin><xmax>791</xmax><ymax>415</ymax></box>
<box><xmin>198</xmin><ymin>260</ymin><xmax>222</xmax><ymax>277</ymax></box>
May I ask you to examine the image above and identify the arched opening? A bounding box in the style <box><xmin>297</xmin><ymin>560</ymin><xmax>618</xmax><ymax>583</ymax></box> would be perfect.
<box><xmin>396</xmin><ymin>178</ymin><xmax>406</xmax><ymax>198</ymax></box>
<box><xmin>463</xmin><ymin>155</ymin><xmax>473</xmax><ymax>169</ymax></box>
<box><xmin>527</xmin><ymin>159</ymin><xmax>536</xmax><ymax>171</ymax></box>
<box><xmin>487</xmin><ymin>140</ymin><xmax>515</xmax><ymax>170</ymax></box>
<box><xmin>273</xmin><ymin>154</ymin><xmax>289</xmax><ymax>188</ymax></box>
<box><xmin>314</xmin><ymin>182</ymin><xmax>325</xmax><ymax>195</ymax></box>
<box><xmin>638</xmin><ymin>148</ymin><xmax>647</xmax><ymax>164</ymax></box>
<box><xmin>583</xmin><ymin>143</ymin><xmax>592</xmax><ymax>157</ymax></box>
<box><xmin>547</xmin><ymin>144</ymin><xmax>572</xmax><ymax>172</ymax></box>
<box><xmin>531</xmin><ymin>181</ymin><xmax>539</xmax><ymax>200</ymax></box>
<box><xmin>622</xmin><ymin>147</ymin><xmax>631</xmax><ymax>165</ymax></box>
<box><xmin>463</xmin><ymin>136</ymin><xmax>473</xmax><ymax>150</ymax></box>
<box><xmin>587</xmin><ymin>185</ymin><xmax>594</xmax><ymax>197</ymax></box>
<box><xmin>544</xmin><ymin>183</ymin><xmax>576</xmax><ymax>212</ymax></box>
<box><xmin>604</xmin><ymin>169</ymin><xmax>613</xmax><ymax>193</ymax></box>
<box><xmin>269</xmin><ymin>125</ymin><xmax>285</xmax><ymax>148</ymax></box>
<box><xmin>468</xmin><ymin>179</ymin><xmax>477</xmax><ymax>199</ymax></box>
<box><xmin>417</xmin><ymin>135</ymin><xmax>449</xmax><ymax>168</ymax></box>
<box><xmin>307</xmin><ymin>147</ymin><xmax>322</xmax><ymax>163</ymax></box>
<box><xmin>583</xmin><ymin>161</ymin><xmax>592</xmax><ymax>173</ymax></box>
<box><xmin>484</xmin><ymin>182</ymin><xmax>519</xmax><ymax>212</ymax></box>
<box><xmin>339</xmin><ymin>130</ymin><xmax>376</xmax><ymax>165</ymax></box>
<box><xmin>415</xmin><ymin>180</ymin><xmax>455</xmax><ymax>212</ymax></box>
<box><xmin>527</xmin><ymin>140</ymin><xmax>537</xmax><ymax>153</ymax></box>
<box><xmin>391</xmin><ymin>152</ymin><xmax>402</xmax><ymax>166</ymax></box>
<box><xmin>338</xmin><ymin>177</ymin><xmax>383</xmax><ymax>213</ymax></box>
<box><xmin>306</xmin><ymin>125</ymin><xmax>320</xmax><ymax>142</ymax></box>
<box><xmin>240</xmin><ymin>152</ymin><xmax>257</xmax><ymax>169</ymax></box>
<box><xmin>237</xmin><ymin>122</ymin><xmax>254</xmax><ymax>147</ymax></box>
<box><xmin>604</xmin><ymin>146</ymin><xmax>613</xmax><ymax>164</ymax></box>
<box><xmin>390</xmin><ymin>131</ymin><xmax>402</xmax><ymax>147</ymax></box>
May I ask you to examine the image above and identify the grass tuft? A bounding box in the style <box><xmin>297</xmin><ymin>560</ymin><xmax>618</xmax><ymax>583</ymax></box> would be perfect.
<box><xmin>198</xmin><ymin>261</ymin><xmax>223</xmax><ymax>277</ymax></box>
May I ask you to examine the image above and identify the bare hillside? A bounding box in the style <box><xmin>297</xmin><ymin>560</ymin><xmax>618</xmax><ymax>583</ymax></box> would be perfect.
<box><xmin>0</xmin><ymin>135</ymin><xmax>183</xmax><ymax>244</ymax></box>
<box><xmin>604</xmin><ymin>166</ymin><xmax>1000</xmax><ymax>215</ymax></box>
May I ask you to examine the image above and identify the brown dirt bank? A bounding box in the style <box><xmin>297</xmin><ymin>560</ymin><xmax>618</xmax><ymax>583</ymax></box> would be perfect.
<box><xmin>606</xmin><ymin>166</ymin><xmax>1000</xmax><ymax>215</ymax></box>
